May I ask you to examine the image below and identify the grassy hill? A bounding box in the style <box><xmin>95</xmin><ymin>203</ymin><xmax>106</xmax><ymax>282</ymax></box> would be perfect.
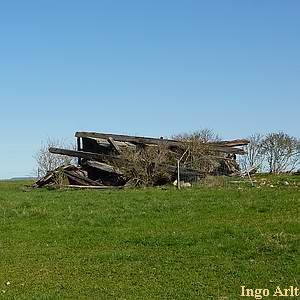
<box><xmin>0</xmin><ymin>176</ymin><xmax>299</xmax><ymax>299</ymax></box>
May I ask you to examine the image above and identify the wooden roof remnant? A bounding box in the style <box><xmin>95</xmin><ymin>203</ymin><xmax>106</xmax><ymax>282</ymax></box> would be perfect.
<box><xmin>75</xmin><ymin>131</ymin><xmax>248</xmax><ymax>154</ymax></box>
<box><xmin>34</xmin><ymin>131</ymin><xmax>249</xmax><ymax>189</ymax></box>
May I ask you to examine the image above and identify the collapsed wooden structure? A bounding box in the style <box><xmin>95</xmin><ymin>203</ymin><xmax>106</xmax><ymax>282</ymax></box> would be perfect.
<box><xmin>34</xmin><ymin>131</ymin><xmax>249</xmax><ymax>188</ymax></box>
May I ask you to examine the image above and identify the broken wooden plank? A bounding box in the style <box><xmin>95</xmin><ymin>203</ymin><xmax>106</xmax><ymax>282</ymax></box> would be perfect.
<box><xmin>209</xmin><ymin>139</ymin><xmax>249</xmax><ymax>147</ymax></box>
<box><xmin>83</xmin><ymin>137</ymin><xmax>136</xmax><ymax>150</ymax></box>
<box><xmin>76</xmin><ymin>132</ymin><xmax>245</xmax><ymax>154</ymax></box>
<box><xmin>76</xmin><ymin>131</ymin><xmax>182</xmax><ymax>147</ymax></box>
<box><xmin>49</xmin><ymin>147</ymin><xmax>123</xmax><ymax>162</ymax></box>
<box><xmin>33</xmin><ymin>172</ymin><xmax>54</xmax><ymax>187</ymax></box>
<box><xmin>64</xmin><ymin>170</ymin><xmax>103</xmax><ymax>186</ymax></box>
<box><xmin>56</xmin><ymin>185</ymin><xmax>123</xmax><ymax>189</ymax></box>
<box><xmin>85</xmin><ymin>160</ymin><xmax>123</xmax><ymax>175</ymax></box>
<box><xmin>33</xmin><ymin>165</ymin><xmax>77</xmax><ymax>187</ymax></box>
<box><xmin>207</xmin><ymin>145</ymin><xmax>245</xmax><ymax>155</ymax></box>
<box><xmin>64</xmin><ymin>172</ymin><xmax>91</xmax><ymax>186</ymax></box>
<box><xmin>107</xmin><ymin>137</ymin><xmax>122</xmax><ymax>154</ymax></box>
<box><xmin>77</xmin><ymin>137</ymin><xmax>82</xmax><ymax>165</ymax></box>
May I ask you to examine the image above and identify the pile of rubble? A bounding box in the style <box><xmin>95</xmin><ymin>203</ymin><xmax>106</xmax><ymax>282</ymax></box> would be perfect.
<box><xmin>33</xmin><ymin>131</ymin><xmax>249</xmax><ymax>188</ymax></box>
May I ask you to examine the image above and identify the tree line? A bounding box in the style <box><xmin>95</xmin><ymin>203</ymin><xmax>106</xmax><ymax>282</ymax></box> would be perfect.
<box><xmin>239</xmin><ymin>132</ymin><xmax>300</xmax><ymax>173</ymax></box>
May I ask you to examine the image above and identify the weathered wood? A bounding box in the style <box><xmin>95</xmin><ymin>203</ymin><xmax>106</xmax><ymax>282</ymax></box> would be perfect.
<box><xmin>76</xmin><ymin>131</ymin><xmax>182</xmax><ymax>147</ymax></box>
<box><xmin>76</xmin><ymin>132</ymin><xmax>246</xmax><ymax>154</ymax></box>
<box><xmin>107</xmin><ymin>137</ymin><xmax>122</xmax><ymax>154</ymax></box>
<box><xmin>33</xmin><ymin>165</ymin><xmax>75</xmax><ymax>187</ymax></box>
<box><xmin>64</xmin><ymin>170</ymin><xmax>103</xmax><ymax>186</ymax></box>
<box><xmin>84</xmin><ymin>137</ymin><xmax>136</xmax><ymax>149</ymax></box>
<box><xmin>209</xmin><ymin>139</ymin><xmax>249</xmax><ymax>147</ymax></box>
<box><xmin>64</xmin><ymin>172</ymin><xmax>91</xmax><ymax>186</ymax></box>
<box><xmin>85</xmin><ymin>160</ymin><xmax>123</xmax><ymax>175</ymax></box>
<box><xmin>49</xmin><ymin>147</ymin><xmax>122</xmax><ymax>162</ymax></box>
<box><xmin>33</xmin><ymin>165</ymin><xmax>84</xmax><ymax>188</ymax></box>
<box><xmin>77</xmin><ymin>137</ymin><xmax>82</xmax><ymax>165</ymax></box>
<box><xmin>58</xmin><ymin>185</ymin><xmax>123</xmax><ymax>189</ymax></box>
<box><xmin>207</xmin><ymin>145</ymin><xmax>245</xmax><ymax>155</ymax></box>
<box><xmin>33</xmin><ymin>172</ymin><xmax>54</xmax><ymax>187</ymax></box>
<box><xmin>40</xmin><ymin>131</ymin><xmax>250</xmax><ymax>188</ymax></box>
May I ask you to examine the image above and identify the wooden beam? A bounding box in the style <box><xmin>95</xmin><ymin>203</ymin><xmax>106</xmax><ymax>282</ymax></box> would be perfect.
<box><xmin>107</xmin><ymin>137</ymin><xmax>121</xmax><ymax>154</ymax></box>
<box><xmin>58</xmin><ymin>185</ymin><xmax>123</xmax><ymax>189</ymax></box>
<box><xmin>75</xmin><ymin>131</ymin><xmax>182</xmax><ymax>147</ymax></box>
<box><xmin>209</xmin><ymin>139</ymin><xmax>249</xmax><ymax>147</ymax></box>
<box><xmin>85</xmin><ymin>160</ymin><xmax>123</xmax><ymax>175</ymax></box>
<box><xmin>77</xmin><ymin>137</ymin><xmax>82</xmax><ymax>165</ymax></box>
<box><xmin>49</xmin><ymin>147</ymin><xmax>122</xmax><ymax>162</ymax></box>
<box><xmin>75</xmin><ymin>132</ymin><xmax>246</xmax><ymax>154</ymax></box>
<box><xmin>83</xmin><ymin>137</ymin><xmax>136</xmax><ymax>149</ymax></box>
<box><xmin>64</xmin><ymin>170</ymin><xmax>103</xmax><ymax>186</ymax></box>
<box><xmin>207</xmin><ymin>145</ymin><xmax>245</xmax><ymax>155</ymax></box>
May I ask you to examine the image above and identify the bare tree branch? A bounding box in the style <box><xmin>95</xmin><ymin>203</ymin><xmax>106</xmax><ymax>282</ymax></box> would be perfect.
<box><xmin>34</xmin><ymin>138</ymin><xmax>76</xmax><ymax>178</ymax></box>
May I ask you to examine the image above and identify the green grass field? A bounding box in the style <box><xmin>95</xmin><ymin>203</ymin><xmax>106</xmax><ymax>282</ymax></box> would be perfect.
<box><xmin>0</xmin><ymin>176</ymin><xmax>299</xmax><ymax>299</ymax></box>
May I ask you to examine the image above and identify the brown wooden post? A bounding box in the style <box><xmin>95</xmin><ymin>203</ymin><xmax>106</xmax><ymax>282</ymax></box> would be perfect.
<box><xmin>77</xmin><ymin>137</ymin><xmax>82</xmax><ymax>165</ymax></box>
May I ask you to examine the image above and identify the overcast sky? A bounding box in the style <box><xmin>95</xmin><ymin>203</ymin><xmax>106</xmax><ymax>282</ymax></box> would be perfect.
<box><xmin>1</xmin><ymin>0</ymin><xmax>299</xmax><ymax>179</ymax></box>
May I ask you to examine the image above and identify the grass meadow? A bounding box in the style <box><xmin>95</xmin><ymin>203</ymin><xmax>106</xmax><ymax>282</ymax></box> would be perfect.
<box><xmin>0</xmin><ymin>175</ymin><xmax>299</xmax><ymax>299</ymax></box>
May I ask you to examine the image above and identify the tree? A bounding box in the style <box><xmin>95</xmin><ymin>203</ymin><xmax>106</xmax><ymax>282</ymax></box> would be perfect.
<box><xmin>34</xmin><ymin>138</ymin><xmax>76</xmax><ymax>178</ymax></box>
<box><xmin>172</xmin><ymin>129</ymin><xmax>222</xmax><ymax>174</ymax></box>
<box><xmin>172</xmin><ymin>128</ymin><xmax>220</xmax><ymax>143</ymax></box>
<box><xmin>260</xmin><ymin>132</ymin><xmax>300</xmax><ymax>173</ymax></box>
<box><xmin>239</xmin><ymin>133</ymin><xmax>264</xmax><ymax>171</ymax></box>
